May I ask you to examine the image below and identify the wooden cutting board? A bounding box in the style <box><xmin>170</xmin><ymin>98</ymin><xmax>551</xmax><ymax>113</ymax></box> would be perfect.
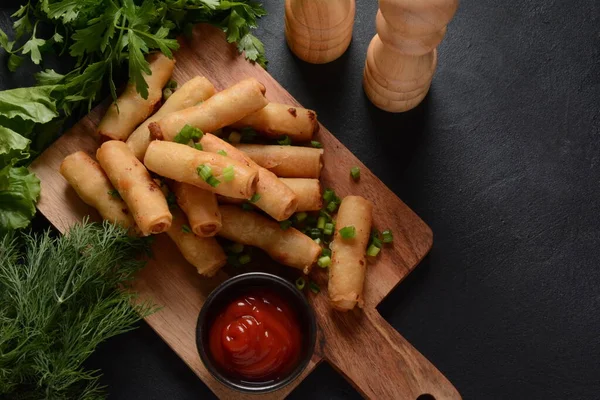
<box><xmin>30</xmin><ymin>24</ymin><xmax>460</xmax><ymax>400</ymax></box>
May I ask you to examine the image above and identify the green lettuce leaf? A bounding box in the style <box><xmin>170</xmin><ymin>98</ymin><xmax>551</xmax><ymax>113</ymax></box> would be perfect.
<box><xmin>0</xmin><ymin>165</ymin><xmax>40</xmax><ymax>233</ymax></box>
<box><xmin>0</xmin><ymin>126</ymin><xmax>30</xmax><ymax>167</ymax></box>
<box><xmin>0</xmin><ymin>86</ymin><xmax>59</xmax><ymax>133</ymax></box>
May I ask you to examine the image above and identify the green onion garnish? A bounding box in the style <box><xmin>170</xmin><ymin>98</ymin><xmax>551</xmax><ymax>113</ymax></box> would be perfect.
<box><xmin>167</xmin><ymin>79</ymin><xmax>178</xmax><ymax>89</ymax></box>
<box><xmin>309</xmin><ymin>281</ymin><xmax>320</xmax><ymax>294</ymax></box>
<box><xmin>317</xmin><ymin>256</ymin><xmax>331</xmax><ymax>268</ymax></box>
<box><xmin>323</xmin><ymin>222</ymin><xmax>334</xmax><ymax>236</ymax></box>
<box><xmin>326</xmin><ymin>201</ymin><xmax>339</xmax><ymax>213</ymax></box>
<box><xmin>229</xmin><ymin>243</ymin><xmax>244</xmax><ymax>254</ymax></box>
<box><xmin>309</xmin><ymin>228</ymin><xmax>321</xmax><ymax>239</ymax></box>
<box><xmin>314</xmin><ymin>238</ymin><xmax>322</xmax><ymax>245</ymax></box>
<box><xmin>323</xmin><ymin>188</ymin><xmax>335</xmax><ymax>203</ymax></box>
<box><xmin>339</xmin><ymin>226</ymin><xmax>356</xmax><ymax>239</ymax></box>
<box><xmin>207</xmin><ymin>176</ymin><xmax>220</xmax><ymax>187</ymax></box>
<box><xmin>223</xmin><ymin>165</ymin><xmax>235</xmax><ymax>182</ymax></box>
<box><xmin>217</xmin><ymin>150</ymin><xmax>227</xmax><ymax>156</ymax></box>
<box><xmin>175</xmin><ymin>124</ymin><xmax>203</xmax><ymax>144</ymax></box>
<box><xmin>107</xmin><ymin>189</ymin><xmax>121</xmax><ymax>199</ymax></box>
<box><xmin>197</xmin><ymin>164</ymin><xmax>212</xmax><ymax>181</ymax></box>
<box><xmin>350</xmin><ymin>166</ymin><xmax>360</xmax><ymax>181</ymax></box>
<box><xmin>371</xmin><ymin>232</ymin><xmax>382</xmax><ymax>248</ymax></box>
<box><xmin>382</xmin><ymin>229</ymin><xmax>394</xmax><ymax>243</ymax></box>
<box><xmin>367</xmin><ymin>244</ymin><xmax>381</xmax><ymax>257</ymax></box>
<box><xmin>238</xmin><ymin>254</ymin><xmax>251</xmax><ymax>265</ymax></box>
<box><xmin>162</xmin><ymin>87</ymin><xmax>173</xmax><ymax>100</ymax></box>
<box><xmin>317</xmin><ymin>216</ymin><xmax>326</xmax><ymax>230</ymax></box>
<box><xmin>311</xmin><ymin>141</ymin><xmax>323</xmax><ymax>148</ymax></box>
<box><xmin>319</xmin><ymin>209</ymin><xmax>331</xmax><ymax>221</ymax></box>
<box><xmin>321</xmin><ymin>248</ymin><xmax>331</xmax><ymax>257</ymax></box>
<box><xmin>249</xmin><ymin>193</ymin><xmax>261</xmax><ymax>203</ymax></box>
<box><xmin>229</xmin><ymin>131</ymin><xmax>242</xmax><ymax>143</ymax></box>
<box><xmin>277</xmin><ymin>135</ymin><xmax>292</xmax><ymax>146</ymax></box>
<box><xmin>241</xmin><ymin>202</ymin><xmax>254</xmax><ymax>211</ymax></box>
<box><xmin>295</xmin><ymin>212</ymin><xmax>308</xmax><ymax>222</ymax></box>
<box><xmin>295</xmin><ymin>277</ymin><xmax>306</xmax><ymax>290</ymax></box>
<box><xmin>181</xmin><ymin>224</ymin><xmax>192</xmax><ymax>233</ymax></box>
<box><xmin>280</xmin><ymin>220</ymin><xmax>292</xmax><ymax>230</ymax></box>
<box><xmin>194</xmin><ymin>143</ymin><xmax>203</xmax><ymax>150</ymax></box>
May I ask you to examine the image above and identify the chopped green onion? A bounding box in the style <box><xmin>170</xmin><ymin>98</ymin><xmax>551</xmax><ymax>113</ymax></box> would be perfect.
<box><xmin>323</xmin><ymin>222</ymin><xmax>334</xmax><ymax>236</ymax></box>
<box><xmin>367</xmin><ymin>244</ymin><xmax>381</xmax><ymax>257</ymax></box>
<box><xmin>350</xmin><ymin>166</ymin><xmax>361</xmax><ymax>181</ymax></box>
<box><xmin>321</xmin><ymin>248</ymin><xmax>332</xmax><ymax>257</ymax></box>
<box><xmin>162</xmin><ymin>87</ymin><xmax>173</xmax><ymax>100</ymax></box>
<box><xmin>197</xmin><ymin>164</ymin><xmax>213</xmax><ymax>181</ymax></box>
<box><xmin>249</xmin><ymin>193</ymin><xmax>261</xmax><ymax>203</ymax></box>
<box><xmin>217</xmin><ymin>150</ymin><xmax>227</xmax><ymax>156</ymax></box>
<box><xmin>241</xmin><ymin>202</ymin><xmax>254</xmax><ymax>211</ymax></box>
<box><xmin>238</xmin><ymin>254</ymin><xmax>252</xmax><ymax>265</ymax></box>
<box><xmin>314</xmin><ymin>238</ymin><xmax>322</xmax><ymax>245</ymax></box>
<box><xmin>311</xmin><ymin>141</ymin><xmax>323</xmax><ymax>148</ymax></box>
<box><xmin>107</xmin><ymin>189</ymin><xmax>121</xmax><ymax>199</ymax></box>
<box><xmin>241</xmin><ymin>127</ymin><xmax>257</xmax><ymax>142</ymax></box>
<box><xmin>326</xmin><ymin>201</ymin><xmax>339</xmax><ymax>213</ymax></box>
<box><xmin>295</xmin><ymin>212</ymin><xmax>308</xmax><ymax>222</ymax></box>
<box><xmin>207</xmin><ymin>176</ymin><xmax>220</xmax><ymax>187</ymax></box>
<box><xmin>371</xmin><ymin>235</ymin><xmax>382</xmax><ymax>248</ymax></box>
<box><xmin>295</xmin><ymin>277</ymin><xmax>306</xmax><ymax>290</ymax></box>
<box><xmin>317</xmin><ymin>216</ymin><xmax>326</xmax><ymax>230</ymax></box>
<box><xmin>309</xmin><ymin>228</ymin><xmax>322</xmax><ymax>239</ymax></box>
<box><xmin>317</xmin><ymin>256</ymin><xmax>331</xmax><ymax>268</ymax></box>
<box><xmin>323</xmin><ymin>188</ymin><xmax>335</xmax><ymax>203</ymax></box>
<box><xmin>167</xmin><ymin>79</ymin><xmax>178</xmax><ymax>89</ymax></box>
<box><xmin>339</xmin><ymin>226</ymin><xmax>356</xmax><ymax>239</ymax></box>
<box><xmin>277</xmin><ymin>135</ymin><xmax>292</xmax><ymax>146</ymax></box>
<box><xmin>194</xmin><ymin>143</ymin><xmax>203</xmax><ymax>150</ymax></box>
<box><xmin>229</xmin><ymin>131</ymin><xmax>242</xmax><ymax>143</ymax></box>
<box><xmin>181</xmin><ymin>224</ymin><xmax>192</xmax><ymax>233</ymax></box>
<box><xmin>309</xmin><ymin>281</ymin><xmax>320</xmax><ymax>294</ymax></box>
<box><xmin>280</xmin><ymin>220</ymin><xmax>293</xmax><ymax>230</ymax></box>
<box><xmin>319</xmin><ymin>209</ymin><xmax>331</xmax><ymax>221</ymax></box>
<box><xmin>223</xmin><ymin>165</ymin><xmax>235</xmax><ymax>182</ymax></box>
<box><xmin>175</xmin><ymin>124</ymin><xmax>203</xmax><ymax>144</ymax></box>
<box><xmin>382</xmin><ymin>229</ymin><xmax>394</xmax><ymax>243</ymax></box>
<box><xmin>229</xmin><ymin>243</ymin><xmax>244</xmax><ymax>254</ymax></box>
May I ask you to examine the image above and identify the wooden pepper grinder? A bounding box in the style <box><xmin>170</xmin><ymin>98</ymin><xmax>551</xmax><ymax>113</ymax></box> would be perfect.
<box><xmin>363</xmin><ymin>0</ymin><xmax>459</xmax><ymax>112</ymax></box>
<box><xmin>285</xmin><ymin>0</ymin><xmax>356</xmax><ymax>64</ymax></box>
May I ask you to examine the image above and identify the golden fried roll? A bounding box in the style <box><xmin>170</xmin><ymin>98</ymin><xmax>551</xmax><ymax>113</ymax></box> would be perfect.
<box><xmin>144</xmin><ymin>141</ymin><xmax>258</xmax><ymax>199</ymax></box>
<box><xmin>60</xmin><ymin>151</ymin><xmax>138</xmax><ymax>232</ymax></box>
<box><xmin>171</xmin><ymin>181</ymin><xmax>221</xmax><ymax>237</ymax></box>
<box><xmin>127</xmin><ymin>76</ymin><xmax>216</xmax><ymax>160</ymax></box>
<box><xmin>96</xmin><ymin>141</ymin><xmax>172</xmax><ymax>236</ymax></box>
<box><xmin>200</xmin><ymin>133</ymin><xmax>298</xmax><ymax>221</ymax></box>
<box><xmin>148</xmin><ymin>78</ymin><xmax>268</xmax><ymax>142</ymax></box>
<box><xmin>235</xmin><ymin>144</ymin><xmax>323</xmax><ymax>178</ymax></box>
<box><xmin>97</xmin><ymin>53</ymin><xmax>175</xmax><ymax>141</ymax></box>
<box><xmin>280</xmin><ymin>178</ymin><xmax>322</xmax><ymax>211</ymax></box>
<box><xmin>166</xmin><ymin>207</ymin><xmax>226</xmax><ymax>277</ymax></box>
<box><xmin>329</xmin><ymin>196</ymin><xmax>373</xmax><ymax>311</ymax></box>
<box><xmin>231</xmin><ymin>103</ymin><xmax>318</xmax><ymax>142</ymax></box>
<box><xmin>219</xmin><ymin>205</ymin><xmax>321</xmax><ymax>273</ymax></box>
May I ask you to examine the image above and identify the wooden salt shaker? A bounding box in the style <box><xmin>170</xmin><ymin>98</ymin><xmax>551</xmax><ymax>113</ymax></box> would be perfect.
<box><xmin>363</xmin><ymin>0</ymin><xmax>459</xmax><ymax>112</ymax></box>
<box><xmin>285</xmin><ymin>0</ymin><xmax>356</xmax><ymax>64</ymax></box>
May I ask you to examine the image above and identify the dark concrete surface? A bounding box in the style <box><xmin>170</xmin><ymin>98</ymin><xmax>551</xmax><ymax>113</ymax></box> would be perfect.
<box><xmin>2</xmin><ymin>1</ymin><xmax>599</xmax><ymax>399</ymax></box>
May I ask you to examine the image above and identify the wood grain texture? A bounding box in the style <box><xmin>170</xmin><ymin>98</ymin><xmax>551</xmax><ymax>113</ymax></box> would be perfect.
<box><xmin>30</xmin><ymin>24</ymin><xmax>460</xmax><ymax>400</ymax></box>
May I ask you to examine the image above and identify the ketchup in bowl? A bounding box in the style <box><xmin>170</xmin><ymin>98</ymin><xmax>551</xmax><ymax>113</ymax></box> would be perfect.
<box><xmin>208</xmin><ymin>290</ymin><xmax>302</xmax><ymax>381</ymax></box>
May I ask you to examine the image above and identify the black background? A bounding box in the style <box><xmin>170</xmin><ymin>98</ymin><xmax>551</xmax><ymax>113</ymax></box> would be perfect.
<box><xmin>2</xmin><ymin>1</ymin><xmax>600</xmax><ymax>399</ymax></box>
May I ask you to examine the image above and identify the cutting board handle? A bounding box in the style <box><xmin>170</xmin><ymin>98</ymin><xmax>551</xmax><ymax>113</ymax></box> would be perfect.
<box><xmin>320</xmin><ymin>308</ymin><xmax>461</xmax><ymax>400</ymax></box>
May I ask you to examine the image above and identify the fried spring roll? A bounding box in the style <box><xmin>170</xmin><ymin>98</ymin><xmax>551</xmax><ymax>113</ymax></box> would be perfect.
<box><xmin>127</xmin><ymin>76</ymin><xmax>216</xmax><ymax>160</ymax></box>
<box><xmin>148</xmin><ymin>78</ymin><xmax>268</xmax><ymax>142</ymax></box>
<box><xmin>97</xmin><ymin>53</ymin><xmax>175</xmax><ymax>141</ymax></box>
<box><xmin>231</xmin><ymin>103</ymin><xmax>319</xmax><ymax>142</ymax></box>
<box><xmin>144</xmin><ymin>141</ymin><xmax>258</xmax><ymax>199</ymax></box>
<box><xmin>97</xmin><ymin>141</ymin><xmax>172</xmax><ymax>236</ymax></box>
<box><xmin>219</xmin><ymin>205</ymin><xmax>321</xmax><ymax>273</ymax></box>
<box><xmin>60</xmin><ymin>151</ymin><xmax>139</xmax><ymax>233</ymax></box>
<box><xmin>171</xmin><ymin>181</ymin><xmax>221</xmax><ymax>237</ymax></box>
<box><xmin>200</xmin><ymin>133</ymin><xmax>298</xmax><ymax>221</ymax></box>
<box><xmin>329</xmin><ymin>196</ymin><xmax>373</xmax><ymax>311</ymax></box>
<box><xmin>167</xmin><ymin>207</ymin><xmax>226</xmax><ymax>277</ymax></box>
<box><xmin>280</xmin><ymin>178</ymin><xmax>322</xmax><ymax>211</ymax></box>
<box><xmin>235</xmin><ymin>144</ymin><xmax>323</xmax><ymax>178</ymax></box>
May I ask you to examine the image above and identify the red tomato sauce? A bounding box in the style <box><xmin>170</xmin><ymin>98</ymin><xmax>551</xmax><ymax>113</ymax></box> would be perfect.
<box><xmin>208</xmin><ymin>290</ymin><xmax>302</xmax><ymax>381</ymax></box>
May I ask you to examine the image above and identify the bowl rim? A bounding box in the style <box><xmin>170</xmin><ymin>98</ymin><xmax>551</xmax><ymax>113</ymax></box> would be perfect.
<box><xmin>196</xmin><ymin>272</ymin><xmax>317</xmax><ymax>394</ymax></box>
